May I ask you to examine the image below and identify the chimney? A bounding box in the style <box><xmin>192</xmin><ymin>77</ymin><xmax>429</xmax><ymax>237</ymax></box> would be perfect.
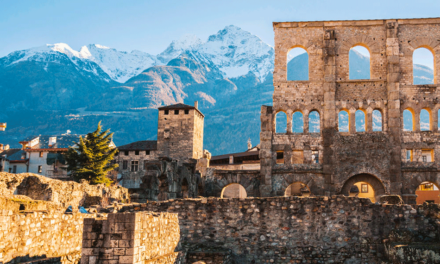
<box><xmin>194</xmin><ymin>101</ymin><xmax>198</xmax><ymax>109</ymax></box>
<box><xmin>49</xmin><ymin>137</ymin><xmax>57</xmax><ymax>147</ymax></box>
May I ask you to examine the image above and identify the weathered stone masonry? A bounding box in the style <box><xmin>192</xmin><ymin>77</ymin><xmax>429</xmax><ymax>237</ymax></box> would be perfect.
<box><xmin>120</xmin><ymin>196</ymin><xmax>440</xmax><ymax>263</ymax></box>
<box><xmin>259</xmin><ymin>18</ymin><xmax>440</xmax><ymax>202</ymax></box>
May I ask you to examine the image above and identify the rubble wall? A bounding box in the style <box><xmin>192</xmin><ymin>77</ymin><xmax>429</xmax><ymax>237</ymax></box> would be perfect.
<box><xmin>81</xmin><ymin>212</ymin><xmax>181</xmax><ymax>264</ymax></box>
<box><xmin>0</xmin><ymin>172</ymin><xmax>129</xmax><ymax>208</ymax></box>
<box><xmin>119</xmin><ymin>196</ymin><xmax>440</xmax><ymax>263</ymax></box>
<box><xmin>0</xmin><ymin>207</ymin><xmax>95</xmax><ymax>264</ymax></box>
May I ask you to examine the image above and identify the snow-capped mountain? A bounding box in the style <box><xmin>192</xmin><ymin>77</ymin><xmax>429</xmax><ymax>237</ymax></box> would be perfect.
<box><xmin>157</xmin><ymin>35</ymin><xmax>203</xmax><ymax>64</ymax></box>
<box><xmin>78</xmin><ymin>44</ymin><xmax>159</xmax><ymax>83</ymax></box>
<box><xmin>158</xmin><ymin>26</ymin><xmax>274</xmax><ymax>82</ymax></box>
<box><xmin>199</xmin><ymin>25</ymin><xmax>274</xmax><ymax>81</ymax></box>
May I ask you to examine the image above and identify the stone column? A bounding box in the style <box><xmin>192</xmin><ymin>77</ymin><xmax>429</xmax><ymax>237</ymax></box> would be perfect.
<box><xmin>386</xmin><ymin>20</ymin><xmax>403</xmax><ymax>194</ymax></box>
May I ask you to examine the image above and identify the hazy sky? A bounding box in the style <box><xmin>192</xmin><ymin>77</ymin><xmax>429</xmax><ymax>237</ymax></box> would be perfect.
<box><xmin>1</xmin><ymin>0</ymin><xmax>439</xmax><ymax>61</ymax></box>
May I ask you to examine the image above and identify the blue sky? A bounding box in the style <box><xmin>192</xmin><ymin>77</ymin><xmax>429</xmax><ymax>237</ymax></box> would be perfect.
<box><xmin>1</xmin><ymin>0</ymin><xmax>439</xmax><ymax>59</ymax></box>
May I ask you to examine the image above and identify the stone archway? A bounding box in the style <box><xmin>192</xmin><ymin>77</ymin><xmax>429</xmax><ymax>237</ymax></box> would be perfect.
<box><xmin>340</xmin><ymin>174</ymin><xmax>386</xmax><ymax>201</ymax></box>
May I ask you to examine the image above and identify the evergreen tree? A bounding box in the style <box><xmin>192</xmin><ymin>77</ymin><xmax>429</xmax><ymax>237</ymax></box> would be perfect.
<box><xmin>64</xmin><ymin>122</ymin><xmax>118</xmax><ymax>186</ymax></box>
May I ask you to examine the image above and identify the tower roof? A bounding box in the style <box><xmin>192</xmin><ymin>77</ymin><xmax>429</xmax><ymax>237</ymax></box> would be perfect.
<box><xmin>158</xmin><ymin>103</ymin><xmax>204</xmax><ymax>117</ymax></box>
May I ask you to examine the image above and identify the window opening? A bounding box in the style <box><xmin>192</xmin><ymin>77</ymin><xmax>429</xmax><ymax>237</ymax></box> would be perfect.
<box><xmin>372</xmin><ymin>110</ymin><xmax>382</xmax><ymax>131</ymax></box>
<box><xmin>309</xmin><ymin>111</ymin><xmax>320</xmax><ymax>133</ymax></box>
<box><xmin>124</xmin><ymin>151</ymin><xmax>129</xmax><ymax>156</ymax></box>
<box><xmin>413</xmin><ymin>47</ymin><xmax>434</xmax><ymax>85</ymax></box>
<box><xmin>312</xmin><ymin>150</ymin><xmax>319</xmax><ymax>164</ymax></box>
<box><xmin>349</xmin><ymin>45</ymin><xmax>370</xmax><ymax>80</ymax></box>
<box><xmin>292</xmin><ymin>111</ymin><xmax>304</xmax><ymax>133</ymax></box>
<box><xmin>184</xmin><ymin>110</ymin><xmax>189</xmax><ymax>114</ymax></box>
<box><xmin>287</xmin><ymin>47</ymin><xmax>308</xmax><ymax>81</ymax></box>
<box><xmin>349</xmin><ymin>181</ymin><xmax>375</xmax><ymax>202</ymax></box>
<box><xmin>275</xmin><ymin>111</ymin><xmax>287</xmax><ymax>133</ymax></box>
<box><xmin>276</xmin><ymin>151</ymin><xmax>284</xmax><ymax>164</ymax></box>
<box><xmin>406</xmin><ymin>150</ymin><xmax>413</xmax><ymax>162</ymax></box>
<box><xmin>131</xmin><ymin>161</ymin><xmax>139</xmax><ymax>172</ymax></box>
<box><xmin>285</xmin><ymin>182</ymin><xmax>311</xmax><ymax>197</ymax></box>
<box><xmin>135</xmin><ymin>150</ymin><xmax>139</xmax><ymax>155</ymax></box>
<box><xmin>420</xmin><ymin>109</ymin><xmax>431</xmax><ymax>131</ymax></box>
<box><xmin>123</xmin><ymin>160</ymin><xmax>128</xmax><ymax>170</ymax></box>
<box><xmin>403</xmin><ymin>109</ymin><xmax>414</xmax><ymax>131</ymax></box>
<box><xmin>38</xmin><ymin>165</ymin><xmax>42</xmax><ymax>173</ymax></box>
<box><xmin>355</xmin><ymin>110</ymin><xmax>366</xmax><ymax>132</ymax></box>
<box><xmin>164</xmin><ymin>110</ymin><xmax>169</xmax><ymax>115</ymax></box>
<box><xmin>338</xmin><ymin>110</ymin><xmax>349</xmax><ymax>132</ymax></box>
<box><xmin>39</xmin><ymin>152</ymin><xmax>43</xmax><ymax>157</ymax></box>
<box><xmin>174</xmin><ymin>110</ymin><xmax>179</xmax><ymax>115</ymax></box>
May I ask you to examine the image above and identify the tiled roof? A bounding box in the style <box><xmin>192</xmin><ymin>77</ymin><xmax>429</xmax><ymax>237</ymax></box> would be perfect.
<box><xmin>158</xmin><ymin>103</ymin><xmax>195</xmax><ymax>110</ymax></box>
<box><xmin>7</xmin><ymin>150</ymin><xmax>27</xmax><ymax>162</ymax></box>
<box><xmin>211</xmin><ymin>150</ymin><xmax>259</xmax><ymax>160</ymax></box>
<box><xmin>117</xmin><ymin>140</ymin><xmax>157</xmax><ymax>151</ymax></box>
<box><xmin>158</xmin><ymin>103</ymin><xmax>204</xmax><ymax>117</ymax></box>
<box><xmin>0</xmin><ymin>148</ymin><xmax>22</xmax><ymax>160</ymax></box>
<box><xmin>21</xmin><ymin>135</ymin><xmax>82</xmax><ymax>150</ymax></box>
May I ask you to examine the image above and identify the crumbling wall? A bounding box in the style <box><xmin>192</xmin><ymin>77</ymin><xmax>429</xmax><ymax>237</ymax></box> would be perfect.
<box><xmin>0</xmin><ymin>172</ymin><xmax>129</xmax><ymax>208</ymax></box>
<box><xmin>0</xmin><ymin>201</ymin><xmax>97</xmax><ymax>264</ymax></box>
<box><xmin>203</xmin><ymin>169</ymin><xmax>260</xmax><ymax>197</ymax></box>
<box><xmin>118</xmin><ymin>196</ymin><xmax>440</xmax><ymax>263</ymax></box>
<box><xmin>130</xmin><ymin>158</ymin><xmax>202</xmax><ymax>202</ymax></box>
<box><xmin>81</xmin><ymin>212</ymin><xmax>181</xmax><ymax>264</ymax></box>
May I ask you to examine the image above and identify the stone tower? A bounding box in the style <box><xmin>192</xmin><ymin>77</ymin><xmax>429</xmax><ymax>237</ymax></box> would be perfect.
<box><xmin>157</xmin><ymin>102</ymin><xmax>204</xmax><ymax>161</ymax></box>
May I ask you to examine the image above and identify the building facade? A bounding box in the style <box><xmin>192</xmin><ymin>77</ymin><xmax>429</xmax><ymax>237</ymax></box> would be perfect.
<box><xmin>257</xmin><ymin>17</ymin><xmax>440</xmax><ymax>203</ymax></box>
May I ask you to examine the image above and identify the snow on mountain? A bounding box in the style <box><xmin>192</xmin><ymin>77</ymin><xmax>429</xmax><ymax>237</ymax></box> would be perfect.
<box><xmin>78</xmin><ymin>44</ymin><xmax>159</xmax><ymax>83</ymax></box>
<box><xmin>158</xmin><ymin>26</ymin><xmax>274</xmax><ymax>82</ymax></box>
<box><xmin>157</xmin><ymin>34</ymin><xmax>203</xmax><ymax>64</ymax></box>
<box><xmin>199</xmin><ymin>25</ymin><xmax>274</xmax><ymax>81</ymax></box>
<box><xmin>2</xmin><ymin>43</ymin><xmax>159</xmax><ymax>83</ymax></box>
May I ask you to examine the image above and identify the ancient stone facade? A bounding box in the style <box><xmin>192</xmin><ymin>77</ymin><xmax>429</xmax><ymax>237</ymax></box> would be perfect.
<box><xmin>259</xmin><ymin>18</ymin><xmax>440</xmax><ymax>202</ymax></box>
<box><xmin>157</xmin><ymin>103</ymin><xmax>204</xmax><ymax>161</ymax></box>
<box><xmin>118</xmin><ymin>196</ymin><xmax>440</xmax><ymax>264</ymax></box>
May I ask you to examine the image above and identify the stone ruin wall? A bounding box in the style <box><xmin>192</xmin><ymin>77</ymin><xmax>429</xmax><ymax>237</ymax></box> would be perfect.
<box><xmin>0</xmin><ymin>172</ymin><xmax>130</xmax><ymax>208</ymax></box>
<box><xmin>259</xmin><ymin>18</ymin><xmax>440</xmax><ymax>201</ymax></box>
<box><xmin>81</xmin><ymin>212</ymin><xmax>181</xmax><ymax>264</ymax></box>
<box><xmin>0</xmin><ymin>196</ymin><xmax>94</xmax><ymax>264</ymax></box>
<box><xmin>119</xmin><ymin>196</ymin><xmax>440</xmax><ymax>264</ymax></box>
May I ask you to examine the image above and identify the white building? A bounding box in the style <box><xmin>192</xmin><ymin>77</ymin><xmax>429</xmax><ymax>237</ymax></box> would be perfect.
<box><xmin>0</xmin><ymin>145</ymin><xmax>27</xmax><ymax>173</ymax></box>
<box><xmin>19</xmin><ymin>135</ymin><xmax>82</xmax><ymax>179</ymax></box>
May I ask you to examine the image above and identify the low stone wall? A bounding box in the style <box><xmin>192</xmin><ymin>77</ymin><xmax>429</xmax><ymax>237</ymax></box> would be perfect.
<box><xmin>0</xmin><ymin>205</ymin><xmax>97</xmax><ymax>263</ymax></box>
<box><xmin>81</xmin><ymin>212</ymin><xmax>181</xmax><ymax>264</ymax></box>
<box><xmin>0</xmin><ymin>172</ymin><xmax>129</xmax><ymax>208</ymax></box>
<box><xmin>118</xmin><ymin>196</ymin><xmax>440</xmax><ymax>263</ymax></box>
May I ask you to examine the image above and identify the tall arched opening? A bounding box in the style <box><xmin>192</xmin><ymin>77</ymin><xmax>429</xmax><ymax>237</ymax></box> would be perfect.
<box><xmin>415</xmin><ymin>181</ymin><xmax>440</xmax><ymax>204</ymax></box>
<box><xmin>413</xmin><ymin>47</ymin><xmax>434</xmax><ymax>85</ymax></box>
<box><xmin>287</xmin><ymin>47</ymin><xmax>308</xmax><ymax>81</ymax></box>
<box><xmin>349</xmin><ymin>45</ymin><xmax>371</xmax><ymax>80</ymax></box>
<box><xmin>221</xmin><ymin>183</ymin><xmax>247</xmax><ymax>198</ymax></box>
<box><xmin>340</xmin><ymin>174</ymin><xmax>386</xmax><ymax>202</ymax></box>
<box><xmin>285</xmin><ymin>182</ymin><xmax>311</xmax><ymax>197</ymax></box>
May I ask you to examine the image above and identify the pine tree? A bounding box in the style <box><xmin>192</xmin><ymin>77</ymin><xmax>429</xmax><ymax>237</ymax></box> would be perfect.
<box><xmin>64</xmin><ymin>122</ymin><xmax>118</xmax><ymax>186</ymax></box>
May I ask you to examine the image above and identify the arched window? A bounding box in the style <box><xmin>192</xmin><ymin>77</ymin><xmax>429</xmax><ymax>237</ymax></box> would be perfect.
<box><xmin>349</xmin><ymin>45</ymin><xmax>370</xmax><ymax>80</ymax></box>
<box><xmin>287</xmin><ymin>47</ymin><xmax>308</xmax><ymax>81</ymax></box>
<box><xmin>372</xmin><ymin>110</ymin><xmax>382</xmax><ymax>131</ymax></box>
<box><xmin>309</xmin><ymin>111</ymin><xmax>320</xmax><ymax>133</ymax></box>
<box><xmin>292</xmin><ymin>111</ymin><xmax>303</xmax><ymax>133</ymax></box>
<box><xmin>420</xmin><ymin>109</ymin><xmax>431</xmax><ymax>131</ymax></box>
<box><xmin>355</xmin><ymin>110</ymin><xmax>366</xmax><ymax>132</ymax></box>
<box><xmin>338</xmin><ymin>110</ymin><xmax>349</xmax><ymax>132</ymax></box>
<box><xmin>403</xmin><ymin>109</ymin><xmax>414</xmax><ymax>131</ymax></box>
<box><xmin>275</xmin><ymin>111</ymin><xmax>287</xmax><ymax>133</ymax></box>
<box><xmin>221</xmin><ymin>183</ymin><xmax>247</xmax><ymax>198</ymax></box>
<box><xmin>413</xmin><ymin>47</ymin><xmax>434</xmax><ymax>85</ymax></box>
<box><xmin>285</xmin><ymin>182</ymin><xmax>311</xmax><ymax>197</ymax></box>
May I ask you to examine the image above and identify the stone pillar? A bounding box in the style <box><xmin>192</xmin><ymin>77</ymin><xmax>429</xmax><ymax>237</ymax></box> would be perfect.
<box><xmin>303</xmin><ymin>111</ymin><xmax>309</xmax><ymax>133</ymax></box>
<box><xmin>386</xmin><ymin>20</ymin><xmax>403</xmax><ymax>194</ymax></box>
<box><xmin>259</xmin><ymin>106</ymin><xmax>274</xmax><ymax>197</ymax></box>
<box><xmin>432</xmin><ymin>109</ymin><xmax>438</xmax><ymax>132</ymax></box>
<box><xmin>349</xmin><ymin>110</ymin><xmax>356</xmax><ymax>133</ymax></box>
<box><xmin>81</xmin><ymin>212</ymin><xmax>180</xmax><ymax>264</ymax></box>
<box><xmin>322</xmin><ymin>29</ymin><xmax>337</xmax><ymax>187</ymax></box>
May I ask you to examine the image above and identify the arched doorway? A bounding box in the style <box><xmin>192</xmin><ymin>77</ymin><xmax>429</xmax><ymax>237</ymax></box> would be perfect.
<box><xmin>415</xmin><ymin>181</ymin><xmax>440</xmax><ymax>204</ymax></box>
<box><xmin>340</xmin><ymin>174</ymin><xmax>386</xmax><ymax>202</ymax></box>
<box><xmin>348</xmin><ymin>181</ymin><xmax>375</xmax><ymax>202</ymax></box>
<box><xmin>181</xmin><ymin>178</ymin><xmax>189</xmax><ymax>198</ymax></box>
<box><xmin>285</xmin><ymin>182</ymin><xmax>311</xmax><ymax>197</ymax></box>
<box><xmin>221</xmin><ymin>183</ymin><xmax>247</xmax><ymax>198</ymax></box>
